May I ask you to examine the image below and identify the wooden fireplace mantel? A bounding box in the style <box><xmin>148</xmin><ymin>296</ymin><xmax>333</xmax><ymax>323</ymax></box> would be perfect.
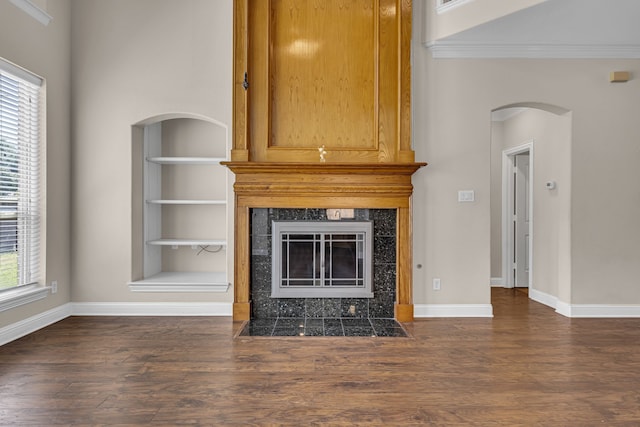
<box><xmin>222</xmin><ymin>161</ymin><xmax>426</xmax><ymax>322</ymax></box>
<box><xmin>229</xmin><ymin>0</ymin><xmax>419</xmax><ymax>322</ymax></box>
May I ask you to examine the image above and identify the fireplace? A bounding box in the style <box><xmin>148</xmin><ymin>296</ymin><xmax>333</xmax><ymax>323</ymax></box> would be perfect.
<box><xmin>272</xmin><ymin>220</ymin><xmax>373</xmax><ymax>299</ymax></box>
<box><xmin>227</xmin><ymin>0</ymin><xmax>419</xmax><ymax>323</ymax></box>
<box><xmin>222</xmin><ymin>162</ymin><xmax>425</xmax><ymax>322</ymax></box>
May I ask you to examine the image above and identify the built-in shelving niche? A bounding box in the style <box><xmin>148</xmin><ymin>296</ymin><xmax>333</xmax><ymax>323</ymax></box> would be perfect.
<box><xmin>130</xmin><ymin>115</ymin><xmax>230</xmax><ymax>292</ymax></box>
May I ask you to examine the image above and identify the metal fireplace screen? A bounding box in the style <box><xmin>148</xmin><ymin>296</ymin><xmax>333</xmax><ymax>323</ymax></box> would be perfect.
<box><xmin>272</xmin><ymin>221</ymin><xmax>373</xmax><ymax>298</ymax></box>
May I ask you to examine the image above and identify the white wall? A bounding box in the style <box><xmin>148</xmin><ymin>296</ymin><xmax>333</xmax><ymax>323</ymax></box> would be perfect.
<box><xmin>425</xmin><ymin>0</ymin><xmax>546</xmax><ymax>43</ymax></box>
<box><xmin>570</xmin><ymin>77</ymin><xmax>640</xmax><ymax>305</ymax></box>
<box><xmin>413</xmin><ymin>0</ymin><xmax>640</xmax><ymax>307</ymax></box>
<box><xmin>71</xmin><ymin>0</ymin><xmax>233</xmax><ymax>303</ymax></box>
<box><xmin>0</xmin><ymin>1</ymin><xmax>72</xmax><ymax>329</ymax></box>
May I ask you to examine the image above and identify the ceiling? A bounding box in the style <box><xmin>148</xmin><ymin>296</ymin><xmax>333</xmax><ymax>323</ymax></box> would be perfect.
<box><xmin>429</xmin><ymin>0</ymin><xmax>640</xmax><ymax>58</ymax></box>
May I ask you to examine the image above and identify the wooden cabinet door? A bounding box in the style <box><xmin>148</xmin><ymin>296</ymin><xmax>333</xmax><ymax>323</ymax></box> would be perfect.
<box><xmin>233</xmin><ymin>0</ymin><xmax>413</xmax><ymax>163</ymax></box>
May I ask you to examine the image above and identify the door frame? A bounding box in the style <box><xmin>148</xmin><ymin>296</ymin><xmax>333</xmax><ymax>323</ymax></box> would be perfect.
<box><xmin>501</xmin><ymin>141</ymin><xmax>534</xmax><ymax>289</ymax></box>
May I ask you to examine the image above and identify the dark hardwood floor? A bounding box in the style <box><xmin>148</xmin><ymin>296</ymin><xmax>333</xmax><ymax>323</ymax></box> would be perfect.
<box><xmin>1</xmin><ymin>288</ymin><xmax>640</xmax><ymax>426</ymax></box>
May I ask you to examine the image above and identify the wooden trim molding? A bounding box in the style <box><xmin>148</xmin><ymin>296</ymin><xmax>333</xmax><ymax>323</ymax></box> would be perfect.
<box><xmin>223</xmin><ymin>162</ymin><xmax>426</xmax><ymax>322</ymax></box>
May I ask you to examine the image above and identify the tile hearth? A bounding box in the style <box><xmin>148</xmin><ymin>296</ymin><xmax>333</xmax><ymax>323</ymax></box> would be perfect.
<box><xmin>238</xmin><ymin>317</ymin><xmax>408</xmax><ymax>337</ymax></box>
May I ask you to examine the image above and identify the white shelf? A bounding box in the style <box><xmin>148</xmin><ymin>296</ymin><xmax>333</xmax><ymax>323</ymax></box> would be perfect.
<box><xmin>147</xmin><ymin>239</ymin><xmax>226</xmax><ymax>247</ymax></box>
<box><xmin>138</xmin><ymin>119</ymin><xmax>229</xmax><ymax>291</ymax></box>
<box><xmin>146</xmin><ymin>200</ymin><xmax>227</xmax><ymax>205</ymax></box>
<box><xmin>146</xmin><ymin>156</ymin><xmax>226</xmax><ymax>165</ymax></box>
<box><xmin>129</xmin><ymin>271</ymin><xmax>229</xmax><ymax>292</ymax></box>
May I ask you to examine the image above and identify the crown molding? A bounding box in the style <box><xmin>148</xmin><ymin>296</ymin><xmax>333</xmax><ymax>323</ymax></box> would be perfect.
<box><xmin>426</xmin><ymin>41</ymin><xmax>640</xmax><ymax>59</ymax></box>
<box><xmin>8</xmin><ymin>0</ymin><xmax>52</xmax><ymax>26</ymax></box>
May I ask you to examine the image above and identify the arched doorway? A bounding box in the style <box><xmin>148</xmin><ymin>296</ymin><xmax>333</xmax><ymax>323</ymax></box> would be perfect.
<box><xmin>490</xmin><ymin>103</ymin><xmax>572</xmax><ymax>308</ymax></box>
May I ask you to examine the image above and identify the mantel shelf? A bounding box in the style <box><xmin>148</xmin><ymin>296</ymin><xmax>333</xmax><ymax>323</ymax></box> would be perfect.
<box><xmin>221</xmin><ymin>161</ymin><xmax>427</xmax><ymax>175</ymax></box>
<box><xmin>222</xmin><ymin>161</ymin><xmax>427</xmax><ymax>206</ymax></box>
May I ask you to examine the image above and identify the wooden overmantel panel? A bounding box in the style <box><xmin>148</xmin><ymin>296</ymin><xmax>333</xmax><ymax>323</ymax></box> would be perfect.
<box><xmin>232</xmin><ymin>0</ymin><xmax>414</xmax><ymax>163</ymax></box>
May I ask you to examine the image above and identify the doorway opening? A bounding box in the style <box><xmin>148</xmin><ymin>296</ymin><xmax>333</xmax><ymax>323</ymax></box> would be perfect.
<box><xmin>502</xmin><ymin>143</ymin><xmax>533</xmax><ymax>289</ymax></box>
<box><xmin>490</xmin><ymin>103</ymin><xmax>572</xmax><ymax>312</ymax></box>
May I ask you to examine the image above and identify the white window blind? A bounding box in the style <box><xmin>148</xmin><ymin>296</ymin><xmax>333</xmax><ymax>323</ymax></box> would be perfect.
<box><xmin>0</xmin><ymin>59</ymin><xmax>42</xmax><ymax>291</ymax></box>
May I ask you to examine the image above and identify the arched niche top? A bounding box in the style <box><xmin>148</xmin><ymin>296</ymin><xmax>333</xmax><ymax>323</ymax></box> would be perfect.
<box><xmin>493</xmin><ymin>102</ymin><xmax>571</xmax><ymax>118</ymax></box>
<box><xmin>133</xmin><ymin>112</ymin><xmax>228</xmax><ymax>131</ymax></box>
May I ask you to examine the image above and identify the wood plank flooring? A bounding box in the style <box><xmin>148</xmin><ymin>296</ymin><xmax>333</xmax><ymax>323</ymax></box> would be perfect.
<box><xmin>1</xmin><ymin>288</ymin><xmax>640</xmax><ymax>425</ymax></box>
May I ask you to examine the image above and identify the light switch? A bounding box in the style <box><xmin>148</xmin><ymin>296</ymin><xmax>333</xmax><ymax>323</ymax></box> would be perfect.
<box><xmin>458</xmin><ymin>190</ymin><xmax>475</xmax><ymax>202</ymax></box>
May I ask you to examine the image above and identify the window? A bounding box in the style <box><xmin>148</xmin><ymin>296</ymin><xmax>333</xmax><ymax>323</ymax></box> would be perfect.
<box><xmin>0</xmin><ymin>59</ymin><xmax>42</xmax><ymax>293</ymax></box>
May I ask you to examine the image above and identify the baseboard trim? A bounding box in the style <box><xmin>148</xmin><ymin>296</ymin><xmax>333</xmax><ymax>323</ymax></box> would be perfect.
<box><xmin>529</xmin><ymin>288</ymin><xmax>558</xmax><ymax>310</ymax></box>
<box><xmin>0</xmin><ymin>303</ymin><xmax>72</xmax><ymax>346</ymax></box>
<box><xmin>528</xmin><ymin>289</ymin><xmax>640</xmax><ymax>318</ymax></box>
<box><xmin>555</xmin><ymin>300</ymin><xmax>572</xmax><ymax>317</ymax></box>
<box><xmin>414</xmin><ymin>304</ymin><xmax>493</xmax><ymax>318</ymax></box>
<box><xmin>70</xmin><ymin>302</ymin><xmax>233</xmax><ymax>316</ymax></box>
<box><xmin>490</xmin><ymin>277</ymin><xmax>504</xmax><ymax>287</ymax></box>
<box><xmin>0</xmin><ymin>302</ymin><xmax>234</xmax><ymax>346</ymax></box>
<box><xmin>5</xmin><ymin>296</ymin><xmax>637</xmax><ymax>347</ymax></box>
<box><xmin>558</xmin><ymin>304</ymin><xmax>640</xmax><ymax>318</ymax></box>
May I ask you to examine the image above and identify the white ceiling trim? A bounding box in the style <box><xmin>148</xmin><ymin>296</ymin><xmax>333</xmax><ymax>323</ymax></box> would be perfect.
<box><xmin>9</xmin><ymin>0</ymin><xmax>52</xmax><ymax>26</ymax></box>
<box><xmin>426</xmin><ymin>41</ymin><xmax>640</xmax><ymax>59</ymax></box>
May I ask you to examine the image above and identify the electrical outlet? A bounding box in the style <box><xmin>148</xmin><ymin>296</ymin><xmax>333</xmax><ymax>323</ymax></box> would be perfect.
<box><xmin>433</xmin><ymin>278</ymin><xmax>441</xmax><ymax>291</ymax></box>
<box><xmin>51</xmin><ymin>280</ymin><xmax>58</xmax><ymax>294</ymax></box>
<box><xmin>349</xmin><ymin>305</ymin><xmax>356</xmax><ymax>315</ymax></box>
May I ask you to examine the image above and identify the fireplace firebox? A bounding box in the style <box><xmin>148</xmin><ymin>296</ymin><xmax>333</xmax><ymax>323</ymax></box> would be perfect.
<box><xmin>272</xmin><ymin>221</ymin><xmax>373</xmax><ymax>298</ymax></box>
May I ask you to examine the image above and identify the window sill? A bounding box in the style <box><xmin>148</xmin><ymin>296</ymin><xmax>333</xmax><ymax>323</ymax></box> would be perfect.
<box><xmin>0</xmin><ymin>285</ymin><xmax>49</xmax><ymax>313</ymax></box>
